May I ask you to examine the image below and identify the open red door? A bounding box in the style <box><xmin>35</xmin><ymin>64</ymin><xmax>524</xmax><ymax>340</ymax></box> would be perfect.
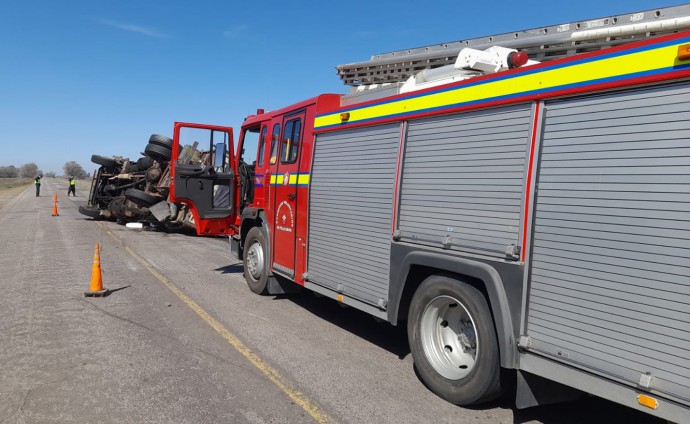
<box><xmin>170</xmin><ymin>122</ymin><xmax>237</xmax><ymax>236</ymax></box>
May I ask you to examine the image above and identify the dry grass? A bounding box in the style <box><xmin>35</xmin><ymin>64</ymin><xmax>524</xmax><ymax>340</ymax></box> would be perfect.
<box><xmin>0</xmin><ymin>178</ymin><xmax>32</xmax><ymax>211</ymax></box>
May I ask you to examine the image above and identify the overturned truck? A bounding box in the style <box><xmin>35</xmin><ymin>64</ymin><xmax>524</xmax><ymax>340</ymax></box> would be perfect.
<box><xmin>79</xmin><ymin>134</ymin><xmax>219</xmax><ymax>231</ymax></box>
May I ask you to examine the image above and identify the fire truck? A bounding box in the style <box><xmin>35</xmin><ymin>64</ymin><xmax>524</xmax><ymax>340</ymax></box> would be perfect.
<box><xmin>169</xmin><ymin>4</ymin><xmax>690</xmax><ymax>422</ymax></box>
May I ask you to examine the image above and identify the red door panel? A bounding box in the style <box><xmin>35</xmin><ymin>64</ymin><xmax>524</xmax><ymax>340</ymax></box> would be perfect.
<box><xmin>170</xmin><ymin>122</ymin><xmax>237</xmax><ymax>236</ymax></box>
<box><xmin>269</xmin><ymin>113</ymin><xmax>304</xmax><ymax>277</ymax></box>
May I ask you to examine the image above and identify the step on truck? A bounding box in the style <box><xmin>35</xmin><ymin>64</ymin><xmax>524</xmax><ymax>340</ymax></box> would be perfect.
<box><xmin>169</xmin><ymin>4</ymin><xmax>690</xmax><ymax>422</ymax></box>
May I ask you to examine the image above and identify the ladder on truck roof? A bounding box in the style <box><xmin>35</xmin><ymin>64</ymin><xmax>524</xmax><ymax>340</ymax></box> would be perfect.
<box><xmin>336</xmin><ymin>3</ymin><xmax>690</xmax><ymax>86</ymax></box>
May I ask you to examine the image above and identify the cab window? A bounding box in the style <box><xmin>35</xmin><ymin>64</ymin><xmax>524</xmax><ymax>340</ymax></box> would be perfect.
<box><xmin>281</xmin><ymin>118</ymin><xmax>301</xmax><ymax>164</ymax></box>
<box><xmin>239</xmin><ymin>127</ymin><xmax>260</xmax><ymax>166</ymax></box>
<box><xmin>177</xmin><ymin>127</ymin><xmax>230</xmax><ymax>167</ymax></box>
<box><xmin>257</xmin><ymin>126</ymin><xmax>268</xmax><ymax>167</ymax></box>
<box><xmin>269</xmin><ymin>123</ymin><xmax>280</xmax><ymax>165</ymax></box>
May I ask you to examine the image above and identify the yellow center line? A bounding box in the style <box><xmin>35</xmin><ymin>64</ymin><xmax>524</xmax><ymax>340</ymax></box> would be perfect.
<box><xmin>96</xmin><ymin>222</ymin><xmax>333</xmax><ymax>423</ymax></box>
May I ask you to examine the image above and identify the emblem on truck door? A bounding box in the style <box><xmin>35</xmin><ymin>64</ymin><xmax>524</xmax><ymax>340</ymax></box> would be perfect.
<box><xmin>275</xmin><ymin>200</ymin><xmax>294</xmax><ymax>233</ymax></box>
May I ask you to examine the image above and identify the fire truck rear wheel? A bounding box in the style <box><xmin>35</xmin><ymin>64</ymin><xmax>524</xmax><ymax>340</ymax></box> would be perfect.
<box><xmin>408</xmin><ymin>275</ymin><xmax>501</xmax><ymax>405</ymax></box>
<box><xmin>244</xmin><ymin>227</ymin><xmax>269</xmax><ymax>295</ymax></box>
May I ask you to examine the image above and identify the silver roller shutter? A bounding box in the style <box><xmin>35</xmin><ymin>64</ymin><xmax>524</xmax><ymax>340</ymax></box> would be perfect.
<box><xmin>399</xmin><ymin>104</ymin><xmax>533</xmax><ymax>257</ymax></box>
<box><xmin>307</xmin><ymin>124</ymin><xmax>400</xmax><ymax>306</ymax></box>
<box><xmin>527</xmin><ymin>83</ymin><xmax>690</xmax><ymax>404</ymax></box>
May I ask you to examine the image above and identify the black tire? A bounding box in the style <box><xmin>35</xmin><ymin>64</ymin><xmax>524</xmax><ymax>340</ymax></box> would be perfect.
<box><xmin>408</xmin><ymin>275</ymin><xmax>501</xmax><ymax>405</ymax></box>
<box><xmin>91</xmin><ymin>155</ymin><xmax>117</xmax><ymax>168</ymax></box>
<box><xmin>146</xmin><ymin>167</ymin><xmax>163</xmax><ymax>183</ymax></box>
<box><xmin>144</xmin><ymin>143</ymin><xmax>172</xmax><ymax>162</ymax></box>
<box><xmin>148</xmin><ymin>134</ymin><xmax>173</xmax><ymax>149</ymax></box>
<box><xmin>78</xmin><ymin>205</ymin><xmax>102</xmax><ymax>219</ymax></box>
<box><xmin>124</xmin><ymin>162</ymin><xmax>140</xmax><ymax>173</ymax></box>
<box><xmin>124</xmin><ymin>188</ymin><xmax>158</xmax><ymax>208</ymax></box>
<box><xmin>136</xmin><ymin>156</ymin><xmax>154</xmax><ymax>170</ymax></box>
<box><xmin>243</xmin><ymin>227</ymin><xmax>269</xmax><ymax>295</ymax></box>
<box><xmin>107</xmin><ymin>197</ymin><xmax>127</xmax><ymax>218</ymax></box>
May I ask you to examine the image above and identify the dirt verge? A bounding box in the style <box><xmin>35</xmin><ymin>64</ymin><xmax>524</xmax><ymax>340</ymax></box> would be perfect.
<box><xmin>0</xmin><ymin>178</ymin><xmax>32</xmax><ymax>212</ymax></box>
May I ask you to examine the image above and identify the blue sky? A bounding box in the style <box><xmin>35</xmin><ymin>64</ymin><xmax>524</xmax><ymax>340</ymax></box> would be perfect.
<box><xmin>0</xmin><ymin>0</ymin><xmax>682</xmax><ymax>175</ymax></box>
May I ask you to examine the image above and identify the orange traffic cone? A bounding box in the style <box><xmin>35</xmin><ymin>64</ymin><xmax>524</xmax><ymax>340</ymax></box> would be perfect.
<box><xmin>52</xmin><ymin>193</ymin><xmax>59</xmax><ymax>216</ymax></box>
<box><xmin>84</xmin><ymin>243</ymin><xmax>109</xmax><ymax>297</ymax></box>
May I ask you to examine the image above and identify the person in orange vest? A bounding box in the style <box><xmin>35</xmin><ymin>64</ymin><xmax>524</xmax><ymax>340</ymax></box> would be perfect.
<box><xmin>67</xmin><ymin>175</ymin><xmax>76</xmax><ymax>197</ymax></box>
<box><xmin>34</xmin><ymin>176</ymin><xmax>41</xmax><ymax>197</ymax></box>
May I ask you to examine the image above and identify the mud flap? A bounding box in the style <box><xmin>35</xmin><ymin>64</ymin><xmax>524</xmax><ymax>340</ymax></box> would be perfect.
<box><xmin>516</xmin><ymin>370</ymin><xmax>583</xmax><ymax>409</ymax></box>
<box><xmin>267</xmin><ymin>274</ymin><xmax>303</xmax><ymax>295</ymax></box>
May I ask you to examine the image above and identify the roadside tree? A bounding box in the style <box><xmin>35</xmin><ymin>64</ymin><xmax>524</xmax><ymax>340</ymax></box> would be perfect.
<box><xmin>63</xmin><ymin>161</ymin><xmax>87</xmax><ymax>179</ymax></box>
<box><xmin>19</xmin><ymin>163</ymin><xmax>39</xmax><ymax>178</ymax></box>
<box><xmin>0</xmin><ymin>165</ymin><xmax>19</xmax><ymax>178</ymax></box>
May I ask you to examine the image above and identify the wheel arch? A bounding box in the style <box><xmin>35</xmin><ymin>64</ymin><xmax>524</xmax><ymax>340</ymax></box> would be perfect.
<box><xmin>390</xmin><ymin>249</ymin><xmax>517</xmax><ymax>368</ymax></box>
<box><xmin>239</xmin><ymin>208</ymin><xmax>272</xmax><ymax>277</ymax></box>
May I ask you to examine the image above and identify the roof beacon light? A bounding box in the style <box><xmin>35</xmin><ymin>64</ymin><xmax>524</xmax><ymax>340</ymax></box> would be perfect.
<box><xmin>508</xmin><ymin>51</ymin><xmax>529</xmax><ymax>68</ymax></box>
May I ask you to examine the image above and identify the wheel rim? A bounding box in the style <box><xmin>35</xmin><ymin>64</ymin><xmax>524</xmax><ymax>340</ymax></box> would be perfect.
<box><xmin>246</xmin><ymin>240</ymin><xmax>264</xmax><ymax>281</ymax></box>
<box><xmin>420</xmin><ymin>295</ymin><xmax>478</xmax><ymax>380</ymax></box>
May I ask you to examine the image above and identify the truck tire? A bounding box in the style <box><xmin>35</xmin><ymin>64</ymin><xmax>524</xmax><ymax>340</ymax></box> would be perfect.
<box><xmin>148</xmin><ymin>134</ymin><xmax>174</xmax><ymax>149</ymax></box>
<box><xmin>124</xmin><ymin>162</ymin><xmax>140</xmax><ymax>173</ymax></box>
<box><xmin>91</xmin><ymin>155</ymin><xmax>117</xmax><ymax>168</ymax></box>
<box><xmin>124</xmin><ymin>188</ymin><xmax>158</xmax><ymax>208</ymax></box>
<box><xmin>144</xmin><ymin>143</ymin><xmax>172</xmax><ymax>162</ymax></box>
<box><xmin>107</xmin><ymin>197</ymin><xmax>127</xmax><ymax>218</ymax></box>
<box><xmin>136</xmin><ymin>156</ymin><xmax>154</xmax><ymax>170</ymax></box>
<box><xmin>408</xmin><ymin>275</ymin><xmax>501</xmax><ymax>405</ymax></box>
<box><xmin>243</xmin><ymin>227</ymin><xmax>269</xmax><ymax>295</ymax></box>
<box><xmin>78</xmin><ymin>205</ymin><xmax>102</xmax><ymax>219</ymax></box>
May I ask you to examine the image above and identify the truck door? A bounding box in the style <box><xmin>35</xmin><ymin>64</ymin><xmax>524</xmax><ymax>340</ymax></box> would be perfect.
<box><xmin>170</xmin><ymin>122</ymin><xmax>237</xmax><ymax>236</ymax></box>
<box><xmin>269</xmin><ymin>112</ymin><xmax>304</xmax><ymax>277</ymax></box>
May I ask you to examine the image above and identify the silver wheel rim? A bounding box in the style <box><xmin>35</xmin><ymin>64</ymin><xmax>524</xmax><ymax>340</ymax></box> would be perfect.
<box><xmin>420</xmin><ymin>295</ymin><xmax>478</xmax><ymax>380</ymax></box>
<box><xmin>246</xmin><ymin>240</ymin><xmax>264</xmax><ymax>281</ymax></box>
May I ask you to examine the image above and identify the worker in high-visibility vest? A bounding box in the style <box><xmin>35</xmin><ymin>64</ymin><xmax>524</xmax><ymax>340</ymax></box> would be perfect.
<box><xmin>67</xmin><ymin>175</ymin><xmax>76</xmax><ymax>197</ymax></box>
<box><xmin>34</xmin><ymin>176</ymin><xmax>41</xmax><ymax>197</ymax></box>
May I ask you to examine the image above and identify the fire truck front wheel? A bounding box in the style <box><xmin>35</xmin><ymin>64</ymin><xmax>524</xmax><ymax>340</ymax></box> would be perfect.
<box><xmin>243</xmin><ymin>227</ymin><xmax>269</xmax><ymax>295</ymax></box>
<box><xmin>408</xmin><ymin>275</ymin><xmax>501</xmax><ymax>405</ymax></box>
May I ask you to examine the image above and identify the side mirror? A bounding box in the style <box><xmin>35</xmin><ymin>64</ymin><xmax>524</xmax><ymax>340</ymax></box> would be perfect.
<box><xmin>213</xmin><ymin>142</ymin><xmax>226</xmax><ymax>169</ymax></box>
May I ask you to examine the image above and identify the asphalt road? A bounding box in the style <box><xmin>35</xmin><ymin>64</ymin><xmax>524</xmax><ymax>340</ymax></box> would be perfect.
<box><xmin>0</xmin><ymin>179</ymin><xmax>669</xmax><ymax>424</ymax></box>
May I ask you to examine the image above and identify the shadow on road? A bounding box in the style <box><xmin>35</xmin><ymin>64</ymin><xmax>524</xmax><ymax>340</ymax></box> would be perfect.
<box><xmin>214</xmin><ymin>264</ymin><xmax>244</xmax><ymax>274</ymax></box>
<box><xmin>107</xmin><ymin>285</ymin><xmax>131</xmax><ymax>295</ymax></box>
<box><xmin>509</xmin><ymin>395</ymin><xmax>667</xmax><ymax>424</ymax></box>
<box><xmin>286</xmin><ymin>292</ymin><xmax>410</xmax><ymax>359</ymax></box>
<box><xmin>442</xmin><ymin>370</ymin><xmax>667</xmax><ymax>424</ymax></box>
